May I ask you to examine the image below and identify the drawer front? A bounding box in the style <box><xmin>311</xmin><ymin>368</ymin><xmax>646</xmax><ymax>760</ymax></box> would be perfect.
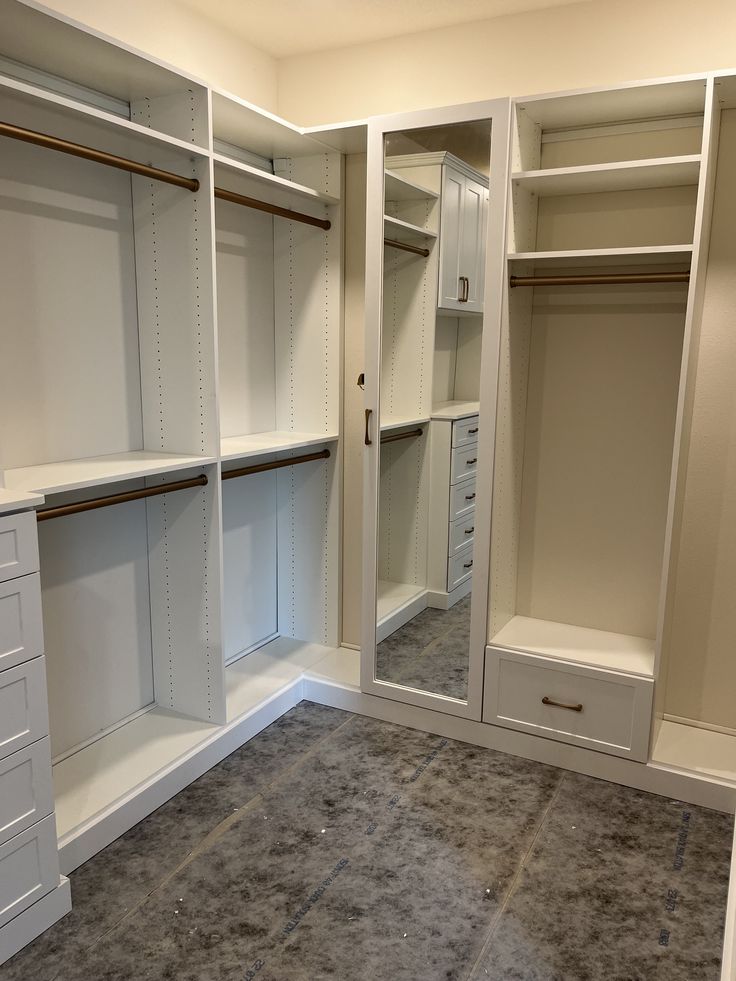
<box><xmin>448</xmin><ymin>544</ymin><xmax>474</xmax><ymax>590</ymax></box>
<box><xmin>451</xmin><ymin>443</ymin><xmax>479</xmax><ymax>484</ymax></box>
<box><xmin>449</xmin><ymin>514</ymin><xmax>476</xmax><ymax>556</ymax></box>
<box><xmin>450</xmin><ymin>478</ymin><xmax>476</xmax><ymax>520</ymax></box>
<box><xmin>0</xmin><ymin>657</ymin><xmax>49</xmax><ymax>760</ymax></box>
<box><xmin>452</xmin><ymin>415</ymin><xmax>480</xmax><ymax>448</ymax></box>
<box><xmin>0</xmin><ymin>574</ymin><xmax>44</xmax><ymax>672</ymax></box>
<box><xmin>0</xmin><ymin>738</ymin><xmax>53</xmax><ymax>847</ymax></box>
<box><xmin>0</xmin><ymin>814</ymin><xmax>59</xmax><ymax>929</ymax></box>
<box><xmin>484</xmin><ymin>647</ymin><xmax>653</xmax><ymax>761</ymax></box>
<box><xmin>0</xmin><ymin>512</ymin><xmax>39</xmax><ymax>584</ymax></box>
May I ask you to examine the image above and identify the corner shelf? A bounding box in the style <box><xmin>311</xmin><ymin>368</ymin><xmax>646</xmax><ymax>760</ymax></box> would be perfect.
<box><xmin>431</xmin><ymin>401</ymin><xmax>480</xmax><ymax>421</ymax></box>
<box><xmin>511</xmin><ymin>155</ymin><xmax>701</xmax><ymax>196</ymax></box>
<box><xmin>380</xmin><ymin>416</ymin><xmax>429</xmax><ymax>434</ymax></box>
<box><xmin>384</xmin><ymin>169</ymin><xmax>438</xmax><ymax>202</ymax></box>
<box><xmin>220</xmin><ymin>431</ymin><xmax>337</xmax><ymax>462</ymax></box>
<box><xmin>491</xmin><ymin>615</ymin><xmax>655</xmax><ymax>678</ymax></box>
<box><xmin>214</xmin><ymin>153</ymin><xmax>340</xmax><ymax>206</ymax></box>
<box><xmin>3</xmin><ymin>451</ymin><xmax>215</xmax><ymax>496</ymax></box>
<box><xmin>384</xmin><ymin>215</ymin><xmax>438</xmax><ymax>244</ymax></box>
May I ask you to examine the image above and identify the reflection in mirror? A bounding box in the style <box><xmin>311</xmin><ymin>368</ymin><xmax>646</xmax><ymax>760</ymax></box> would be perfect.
<box><xmin>375</xmin><ymin>118</ymin><xmax>491</xmax><ymax>701</ymax></box>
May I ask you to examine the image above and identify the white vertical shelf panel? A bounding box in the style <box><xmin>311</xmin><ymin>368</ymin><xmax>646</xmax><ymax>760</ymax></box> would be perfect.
<box><xmin>378</xmin><ymin>434</ymin><xmax>429</xmax><ymax>589</ymax></box>
<box><xmin>277</xmin><ymin>451</ymin><xmax>339</xmax><ymax>647</ymax></box>
<box><xmin>221</xmin><ymin>471</ymin><xmax>278</xmax><ymax>662</ymax></box>
<box><xmin>215</xmin><ymin>198</ymin><xmax>276</xmax><ymax>440</ymax></box>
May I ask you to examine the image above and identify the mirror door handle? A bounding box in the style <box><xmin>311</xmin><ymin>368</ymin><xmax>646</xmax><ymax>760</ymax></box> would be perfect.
<box><xmin>364</xmin><ymin>408</ymin><xmax>373</xmax><ymax>446</ymax></box>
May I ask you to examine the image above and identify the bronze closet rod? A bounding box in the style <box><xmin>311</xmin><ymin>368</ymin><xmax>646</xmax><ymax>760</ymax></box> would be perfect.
<box><xmin>384</xmin><ymin>238</ymin><xmax>430</xmax><ymax>258</ymax></box>
<box><xmin>214</xmin><ymin>186</ymin><xmax>331</xmax><ymax>230</ymax></box>
<box><xmin>0</xmin><ymin>120</ymin><xmax>200</xmax><ymax>192</ymax></box>
<box><xmin>380</xmin><ymin>428</ymin><xmax>423</xmax><ymax>445</ymax></box>
<box><xmin>37</xmin><ymin>474</ymin><xmax>208</xmax><ymax>522</ymax></box>
<box><xmin>509</xmin><ymin>271</ymin><xmax>691</xmax><ymax>288</ymax></box>
<box><xmin>222</xmin><ymin>448</ymin><xmax>331</xmax><ymax>480</ymax></box>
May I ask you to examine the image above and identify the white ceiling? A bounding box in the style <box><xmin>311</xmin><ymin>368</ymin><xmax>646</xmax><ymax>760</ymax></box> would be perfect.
<box><xmin>177</xmin><ymin>0</ymin><xmax>590</xmax><ymax>58</ymax></box>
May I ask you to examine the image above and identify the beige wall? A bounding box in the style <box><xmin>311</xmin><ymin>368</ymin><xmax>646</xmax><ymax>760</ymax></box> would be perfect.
<box><xmin>40</xmin><ymin>0</ymin><xmax>278</xmax><ymax>110</ymax></box>
<box><xmin>277</xmin><ymin>0</ymin><xmax>736</xmax><ymax>125</ymax></box>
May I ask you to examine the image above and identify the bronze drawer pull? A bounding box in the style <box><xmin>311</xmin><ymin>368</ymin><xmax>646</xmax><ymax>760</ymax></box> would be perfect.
<box><xmin>463</xmin><ymin>560</ymin><xmax>473</xmax><ymax>569</ymax></box>
<box><xmin>465</xmin><ymin>493</ymin><xmax>476</xmax><ymax>501</ymax></box>
<box><xmin>464</xmin><ymin>527</ymin><xmax>474</xmax><ymax>534</ymax></box>
<box><xmin>542</xmin><ymin>696</ymin><xmax>583</xmax><ymax>712</ymax></box>
<box><xmin>468</xmin><ymin>427</ymin><xmax>479</xmax><ymax>434</ymax></box>
<box><xmin>466</xmin><ymin>458</ymin><xmax>477</xmax><ymax>465</ymax></box>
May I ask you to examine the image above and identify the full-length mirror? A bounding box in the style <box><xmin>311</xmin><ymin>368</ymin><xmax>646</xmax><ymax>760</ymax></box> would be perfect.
<box><xmin>372</xmin><ymin>118</ymin><xmax>492</xmax><ymax>704</ymax></box>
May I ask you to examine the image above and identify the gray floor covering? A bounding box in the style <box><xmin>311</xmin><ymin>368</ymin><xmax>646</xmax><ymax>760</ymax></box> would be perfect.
<box><xmin>2</xmin><ymin>701</ymin><xmax>731</xmax><ymax>981</ymax></box>
<box><xmin>376</xmin><ymin>595</ymin><xmax>471</xmax><ymax>699</ymax></box>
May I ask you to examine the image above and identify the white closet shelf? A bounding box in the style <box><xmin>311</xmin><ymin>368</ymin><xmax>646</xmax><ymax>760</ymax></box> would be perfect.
<box><xmin>3</xmin><ymin>451</ymin><xmax>214</xmax><ymax>496</ymax></box>
<box><xmin>652</xmin><ymin>721</ymin><xmax>736</xmax><ymax>783</ymax></box>
<box><xmin>226</xmin><ymin>637</ymin><xmax>336</xmax><ymax>722</ymax></box>
<box><xmin>384</xmin><ymin>215</ymin><xmax>438</xmax><ymax>243</ymax></box>
<box><xmin>507</xmin><ymin>245</ymin><xmax>694</xmax><ymax>267</ymax></box>
<box><xmin>220</xmin><ymin>431</ymin><xmax>338</xmax><ymax>462</ymax></box>
<box><xmin>53</xmin><ymin>706</ymin><xmax>220</xmax><ymax>842</ymax></box>
<box><xmin>511</xmin><ymin>155</ymin><xmax>701</xmax><ymax>196</ymax></box>
<box><xmin>212</xmin><ymin>88</ymin><xmax>335</xmax><ymax>160</ymax></box>
<box><xmin>491</xmin><ymin>615</ymin><xmax>655</xmax><ymax>677</ymax></box>
<box><xmin>384</xmin><ymin>169</ymin><xmax>439</xmax><ymax>202</ymax></box>
<box><xmin>0</xmin><ymin>487</ymin><xmax>45</xmax><ymax>513</ymax></box>
<box><xmin>380</xmin><ymin>416</ymin><xmax>429</xmax><ymax>433</ymax></box>
<box><xmin>431</xmin><ymin>400</ymin><xmax>480</xmax><ymax>420</ymax></box>
<box><xmin>0</xmin><ymin>73</ymin><xmax>211</xmax><ymax>159</ymax></box>
<box><xmin>303</xmin><ymin>646</ymin><xmax>360</xmax><ymax>689</ymax></box>
<box><xmin>214</xmin><ymin>153</ymin><xmax>340</xmax><ymax>205</ymax></box>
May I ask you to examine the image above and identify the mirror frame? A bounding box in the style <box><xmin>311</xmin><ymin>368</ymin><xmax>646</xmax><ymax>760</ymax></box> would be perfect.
<box><xmin>361</xmin><ymin>98</ymin><xmax>511</xmax><ymax>719</ymax></box>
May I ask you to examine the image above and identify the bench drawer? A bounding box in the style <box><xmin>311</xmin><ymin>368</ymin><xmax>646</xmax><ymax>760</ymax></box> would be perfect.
<box><xmin>0</xmin><ymin>512</ymin><xmax>39</xmax><ymax>584</ymax></box>
<box><xmin>483</xmin><ymin>646</ymin><xmax>653</xmax><ymax>761</ymax></box>
<box><xmin>0</xmin><ymin>574</ymin><xmax>44</xmax><ymax>673</ymax></box>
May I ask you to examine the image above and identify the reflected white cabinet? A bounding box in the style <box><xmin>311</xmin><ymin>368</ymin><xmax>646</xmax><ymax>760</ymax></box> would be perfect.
<box><xmin>439</xmin><ymin>167</ymin><xmax>488</xmax><ymax>313</ymax></box>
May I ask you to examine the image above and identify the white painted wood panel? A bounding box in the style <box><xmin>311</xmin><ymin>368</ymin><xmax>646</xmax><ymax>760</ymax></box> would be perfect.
<box><xmin>0</xmin><ymin>739</ymin><xmax>54</xmax><ymax>847</ymax></box>
<box><xmin>0</xmin><ymin>512</ymin><xmax>39</xmax><ymax>583</ymax></box>
<box><xmin>0</xmin><ymin>657</ymin><xmax>49</xmax><ymax>760</ymax></box>
<box><xmin>0</xmin><ymin>574</ymin><xmax>43</xmax><ymax>673</ymax></box>
<box><xmin>0</xmin><ymin>815</ymin><xmax>59</xmax><ymax>930</ymax></box>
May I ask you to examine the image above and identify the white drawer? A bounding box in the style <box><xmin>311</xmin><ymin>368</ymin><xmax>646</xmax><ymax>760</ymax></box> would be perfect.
<box><xmin>0</xmin><ymin>573</ymin><xmax>44</xmax><ymax>672</ymax></box>
<box><xmin>449</xmin><ymin>514</ymin><xmax>476</xmax><ymax>556</ymax></box>
<box><xmin>0</xmin><ymin>814</ymin><xmax>59</xmax><ymax>929</ymax></box>
<box><xmin>450</xmin><ymin>478</ymin><xmax>476</xmax><ymax>520</ymax></box>
<box><xmin>0</xmin><ymin>738</ymin><xmax>53</xmax><ymax>847</ymax></box>
<box><xmin>0</xmin><ymin>512</ymin><xmax>39</xmax><ymax>584</ymax></box>
<box><xmin>451</xmin><ymin>443</ymin><xmax>479</xmax><ymax>484</ymax></box>
<box><xmin>0</xmin><ymin>657</ymin><xmax>49</xmax><ymax>760</ymax></box>
<box><xmin>483</xmin><ymin>647</ymin><xmax>653</xmax><ymax>761</ymax></box>
<box><xmin>448</xmin><ymin>544</ymin><xmax>474</xmax><ymax>590</ymax></box>
<box><xmin>452</xmin><ymin>415</ymin><xmax>480</xmax><ymax>448</ymax></box>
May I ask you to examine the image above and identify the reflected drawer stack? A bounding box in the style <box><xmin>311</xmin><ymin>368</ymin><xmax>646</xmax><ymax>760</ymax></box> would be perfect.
<box><xmin>447</xmin><ymin>416</ymin><xmax>478</xmax><ymax>590</ymax></box>
<box><xmin>0</xmin><ymin>509</ymin><xmax>60</xmax><ymax>931</ymax></box>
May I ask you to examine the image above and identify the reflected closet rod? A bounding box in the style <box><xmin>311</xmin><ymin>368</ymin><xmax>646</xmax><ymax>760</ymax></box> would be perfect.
<box><xmin>384</xmin><ymin>238</ymin><xmax>430</xmax><ymax>258</ymax></box>
<box><xmin>380</xmin><ymin>428</ymin><xmax>424</xmax><ymax>445</ymax></box>
<box><xmin>509</xmin><ymin>271</ymin><xmax>691</xmax><ymax>288</ymax></box>
<box><xmin>214</xmin><ymin>186</ymin><xmax>331</xmax><ymax>230</ymax></box>
<box><xmin>222</xmin><ymin>448</ymin><xmax>331</xmax><ymax>480</ymax></box>
<box><xmin>36</xmin><ymin>474</ymin><xmax>209</xmax><ymax>522</ymax></box>
<box><xmin>0</xmin><ymin>120</ymin><xmax>200</xmax><ymax>192</ymax></box>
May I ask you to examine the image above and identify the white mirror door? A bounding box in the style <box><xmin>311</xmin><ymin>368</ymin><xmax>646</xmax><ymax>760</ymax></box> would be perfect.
<box><xmin>361</xmin><ymin>99</ymin><xmax>511</xmax><ymax>719</ymax></box>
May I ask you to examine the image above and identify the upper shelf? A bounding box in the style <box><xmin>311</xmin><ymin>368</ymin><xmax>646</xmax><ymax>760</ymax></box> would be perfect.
<box><xmin>3</xmin><ymin>451</ymin><xmax>215</xmax><ymax>496</ymax></box>
<box><xmin>212</xmin><ymin>89</ymin><xmax>335</xmax><ymax>160</ymax></box>
<box><xmin>214</xmin><ymin>153</ymin><xmax>340</xmax><ymax>206</ymax></box>
<box><xmin>383</xmin><ymin>215</ymin><xmax>438</xmax><ymax>244</ymax></box>
<box><xmin>507</xmin><ymin>245</ymin><xmax>695</xmax><ymax>266</ymax></box>
<box><xmin>512</xmin><ymin>155</ymin><xmax>701</xmax><ymax>196</ymax></box>
<box><xmin>384</xmin><ymin>169</ymin><xmax>438</xmax><ymax>202</ymax></box>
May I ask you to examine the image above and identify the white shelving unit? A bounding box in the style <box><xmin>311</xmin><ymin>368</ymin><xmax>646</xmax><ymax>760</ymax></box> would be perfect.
<box><xmin>383</xmin><ymin>213</ymin><xmax>437</xmax><ymax>243</ymax></box>
<box><xmin>511</xmin><ymin>155</ymin><xmax>701</xmax><ymax>195</ymax></box>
